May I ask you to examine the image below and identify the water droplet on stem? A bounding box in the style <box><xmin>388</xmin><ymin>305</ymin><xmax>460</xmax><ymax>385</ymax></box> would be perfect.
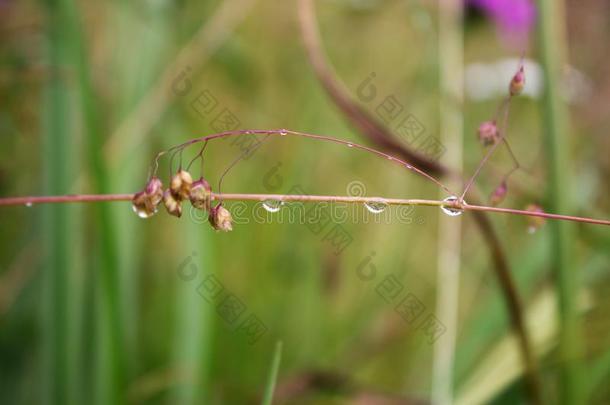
<box><xmin>441</xmin><ymin>196</ymin><xmax>463</xmax><ymax>217</ymax></box>
<box><xmin>262</xmin><ymin>199</ymin><xmax>283</xmax><ymax>213</ymax></box>
<box><xmin>365</xmin><ymin>200</ymin><xmax>388</xmax><ymax>214</ymax></box>
<box><xmin>132</xmin><ymin>203</ymin><xmax>157</xmax><ymax>219</ymax></box>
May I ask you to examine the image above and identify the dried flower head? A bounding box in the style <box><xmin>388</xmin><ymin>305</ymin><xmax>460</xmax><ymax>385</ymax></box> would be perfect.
<box><xmin>509</xmin><ymin>66</ymin><xmax>525</xmax><ymax>96</ymax></box>
<box><xmin>478</xmin><ymin>120</ymin><xmax>499</xmax><ymax>146</ymax></box>
<box><xmin>190</xmin><ymin>178</ymin><xmax>212</xmax><ymax>211</ymax></box>
<box><xmin>525</xmin><ymin>203</ymin><xmax>545</xmax><ymax>233</ymax></box>
<box><xmin>163</xmin><ymin>189</ymin><xmax>182</xmax><ymax>217</ymax></box>
<box><xmin>490</xmin><ymin>180</ymin><xmax>508</xmax><ymax>206</ymax></box>
<box><xmin>170</xmin><ymin>169</ymin><xmax>193</xmax><ymax>200</ymax></box>
<box><xmin>145</xmin><ymin>177</ymin><xmax>164</xmax><ymax>206</ymax></box>
<box><xmin>209</xmin><ymin>204</ymin><xmax>233</xmax><ymax>232</ymax></box>
<box><xmin>131</xmin><ymin>177</ymin><xmax>164</xmax><ymax>218</ymax></box>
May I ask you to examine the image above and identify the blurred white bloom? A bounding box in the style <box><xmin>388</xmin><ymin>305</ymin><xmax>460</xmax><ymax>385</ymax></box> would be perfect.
<box><xmin>465</xmin><ymin>58</ymin><xmax>592</xmax><ymax>104</ymax></box>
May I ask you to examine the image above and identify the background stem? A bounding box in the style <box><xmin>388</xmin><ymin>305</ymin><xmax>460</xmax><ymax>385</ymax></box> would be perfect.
<box><xmin>433</xmin><ymin>0</ymin><xmax>463</xmax><ymax>403</ymax></box>
<box><xmin>537</xmin><ymin>1</ymin><xmax>582</xmax><ymax>403</ymax></box>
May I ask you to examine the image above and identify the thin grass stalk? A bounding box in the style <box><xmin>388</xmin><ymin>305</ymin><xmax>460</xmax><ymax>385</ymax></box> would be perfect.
<box><xmin>261</xmin><ymin>341</ymin><xmax>283</xmax><ymax>405</ymax></box>
<box><xmin>536</xmin><ymin>1</ymin><xmax>581</xmax><ymax>403</ymax></box>
<box><xmin>432</xmin><ymin>0</ymin><xmax>463</xmax><ymax>403</ymax></box>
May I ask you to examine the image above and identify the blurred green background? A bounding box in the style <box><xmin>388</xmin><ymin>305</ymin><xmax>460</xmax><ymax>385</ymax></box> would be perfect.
<box><xmin>0</xmin><ymin>0</ymin><xmax>609</xmax><ymax>404</ymax></box>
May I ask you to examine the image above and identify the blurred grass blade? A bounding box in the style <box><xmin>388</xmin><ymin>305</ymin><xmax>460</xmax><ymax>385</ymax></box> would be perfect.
<box><xmin>433</xmin><ymin>0</ymin><xmax>463</xmax><ymax>403</ymax></box>
<box><xmin>169</xmin><ymin>196</ymin><xmax>215</xmax><ymax>404</ymax></box>
<box><xmin>261</xmin><ymin>341</ymin><xmax>283</xmax><ymax>405</ymax></box>
<box><xmin>42</xmin><ymin>2</ymin><xmax>77</xmax><ymax>403</ymax></box>
<box><xmin>50</xmin><ymin>1</ymin><xmax>124</xmax><ymax>402</ymax></box>
<box><xmin>537</xmin><ymin>0</ymin><xmax>582</xmax><ymax>403</ymax></box>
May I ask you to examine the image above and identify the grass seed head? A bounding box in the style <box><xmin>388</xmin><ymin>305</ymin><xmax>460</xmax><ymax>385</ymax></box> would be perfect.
<box><xmin>190</xmin><ymin>178</ymin><xmax>212</xmax><ymax>211</ymax></box>
<box><xmin>209</xmin><ymin>204</ymin><xmax>233</xmax><ymax>232</ymax></box>
<box><xmin>163</xmin><ymin>189</ymin><xmax>182</xmax><ymax>217</ymax></box>
<box><xmin>170</xmin><ymin>169</ymin><xmax>193</xmax><ymax>200</ymax></box>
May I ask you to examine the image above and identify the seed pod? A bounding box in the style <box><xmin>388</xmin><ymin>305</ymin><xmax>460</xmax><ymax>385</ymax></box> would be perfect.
<box><xmin>145</xmin><ymin>176</ymin><xmax>164</xmax><ymax>206</ymax></box>
<box><xmin>209</xmin><ymin>204</ymin><xmax>233</xmax><ymax>232</ymax></box>
<box><xmin>163</xmin><ymin>189</ymin><xmax>182</xmax><ymax>218</ymax></box>
<box><xmin>477</xmin><ymin>120</ymin><xmax>499</xmax><ymax>146</ymax></box>
<box><xmin>132</xmin><ymin>191</ymin><xmax>157</xmax><ymax>218</ymax></box>
<box><xmin>525</xmin><ymin>203</ymin><xmax>545</xmax><ymax>233</ymax></box>
<box><xmin>509</xmin><ymin>66</ymin><xmax>525</xmax><ymax>96</ymax></box>
<box><xmin>190</xmin><ymin>178</ymin><xmax>212</xmax><ymax>211</ymax></box>
<box><xmin>490</xmin><ymin>180</ymin><xmax>508</xmax><ymax>206</ymax></box>
<box><xmin>170</xmin><ymin>169</ymin><xmax>193</xmax><ymax>200</ymax></box>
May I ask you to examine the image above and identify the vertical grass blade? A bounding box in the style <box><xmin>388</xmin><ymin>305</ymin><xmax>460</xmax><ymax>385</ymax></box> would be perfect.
<box><xmin>169</xmin><ymin>221</ymin><xmax>215</xmax><ymax>404</ymax></box>
<box><xmin>433</xmin><ymin>0</ymin><xmax>463</xmax><ymax>404</ymax></box>
<box><xmin>536</xmin><ymin>0</ymin><xmax>581</xmax><ymax>403</ymax></box>
<box><xmin>52</xmin><ymin>1</ymin><xmax>124</xmax><ymax>403</ymax></box>
<box><xmin>42</xmin><ymin>1</ymin><xmax>76</xmax><ymax>403</ymax></box>
<box><xmin>261</xmin><ymin>341</ymin><xmax>283</xmax><ymax>405</ymax></box>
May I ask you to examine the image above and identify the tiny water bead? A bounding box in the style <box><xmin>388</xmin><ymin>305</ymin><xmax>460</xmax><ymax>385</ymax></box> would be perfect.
<box><xmin>347</xmin><ymin>143</ymin><xmax>354</xmax><ymax>148</ymax></box>
<box><xmin>25</xmin><ymin>202</ymin><xmax>33</xmax><ymax>207</ymax></box>
<box><xmin>132</xmin><ymin>202</ymin><xmax>157</xmax><ymax>219</ymax></box>
<box><xmin>262</xmin><ymin>199</ymin><xmax>284</xmax><ymax>213</ymax></box>
<box><xmin>364</xmin><ymin>200</ymin><xmax>388</xmax><ymax>214</ymax></box>
<box><xmin>440</xmin><ymin>196</ymin><xmax>463</xmax><ymax>217</ymax></box>
<box><xmin>279</xmin><ymin>129</ymin><xmax>288</xmax><ymax>136</ymax></box>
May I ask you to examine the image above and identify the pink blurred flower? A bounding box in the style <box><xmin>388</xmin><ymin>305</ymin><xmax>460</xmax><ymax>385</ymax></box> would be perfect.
<box><xmin>467</xmin><ymin>0</ymin><xmax>536</xmax><ymax>47</ymax></box>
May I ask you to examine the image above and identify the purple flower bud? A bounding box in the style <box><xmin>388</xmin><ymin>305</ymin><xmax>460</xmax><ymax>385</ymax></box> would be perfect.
<box><xmin>510</xmin><ymin>66</ymin><xmax>525</xmax><ymax>96</ymax></box>
<box><xmin>490</xmin><ymin>180</ymin><xmax>508</xmax><ymax>206</ymax></box>
<box><xmin>477</xmin><ymin>120</ymin><xmax>499</xmax><ymax>146</ymax></box>
<box><xmin>145</xmin><ymin>177</ymin><xmax>164</xmax><ymax>206</ymax></box>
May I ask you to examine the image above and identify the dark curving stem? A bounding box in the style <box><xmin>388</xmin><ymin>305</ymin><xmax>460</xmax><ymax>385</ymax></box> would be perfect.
<box><xmin>297</xmin><ymin>0</ymin><xmax>542</xmax><ymax>403</ymax></box>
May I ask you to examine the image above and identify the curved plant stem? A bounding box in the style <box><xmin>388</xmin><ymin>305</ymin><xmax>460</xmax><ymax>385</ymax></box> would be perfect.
<box><xmin>172</xmin><ymin>129</ymin><xmax>455</xmax><ymax>195</ymax></box>
<box><xmin>297</xmin><ymin>0</ymin><xmax>446</xmax><ymax>176</ymax></box>
<box><xmin>296</xmin><ymin>1</ymin><xmax>542</xmax><ymax>400</ymax></box>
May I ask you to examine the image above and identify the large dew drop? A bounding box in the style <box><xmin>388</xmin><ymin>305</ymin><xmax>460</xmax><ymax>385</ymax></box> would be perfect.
<box><xmin>262</xmin><ymin>199</ymin><xmax>283</xmax><ymax>213</ymax></box>
<box><xmin>365</xmin><ymin>200</ymin><xmax>388</xmax><ymax>214</ymax></box>
<box><xmin>440</xmin><ymin>196</ymin><xmax>463</xmax><ymax>217</ymax></box>
<box><xmin>132</xmin><ymin>203</ymin><xmax>157</xmax><ymax>219</ymax></box>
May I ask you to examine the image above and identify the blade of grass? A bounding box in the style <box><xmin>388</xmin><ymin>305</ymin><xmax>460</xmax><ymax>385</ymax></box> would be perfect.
<box><xmin>169</xmin><ymin>119</ymin><xmax>216</xmax><ymax>404</ymax></box>
<box><xmin>537</xmin><ymin>1</ymin><xmax>581</xmax><ymax>403</ymax></box>
<box><xmin>42</xmin><ymin>2</ymin><xmax>76</xmax><ymax>403</ymax></box>
<box><xmin>432</xmin><ymin>0</ymin><xmax>463</xmax><ymax>403</ymax></box>
<box><xmin>261</xmin><ymin>341</ymin><xmax>283</xmax><ymax>405</ymax></box>
<box><xmin>53</xmin><ymin>1</ymin><xmax>124</xmax><ymax>403</ymax></box>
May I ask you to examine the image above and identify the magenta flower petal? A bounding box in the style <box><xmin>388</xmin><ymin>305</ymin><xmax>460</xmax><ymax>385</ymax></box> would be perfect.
<box><xmin>467</xmin><ymin>0</ymin><xmax>536</xmax><ymax>47</ymax></box>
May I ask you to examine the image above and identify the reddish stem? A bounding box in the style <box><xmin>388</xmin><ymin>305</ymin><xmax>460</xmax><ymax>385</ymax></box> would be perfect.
<box><xmin>2</xmin><ymin>192</ymin><xmax>608</xmax><ymax>226</ymax></box>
